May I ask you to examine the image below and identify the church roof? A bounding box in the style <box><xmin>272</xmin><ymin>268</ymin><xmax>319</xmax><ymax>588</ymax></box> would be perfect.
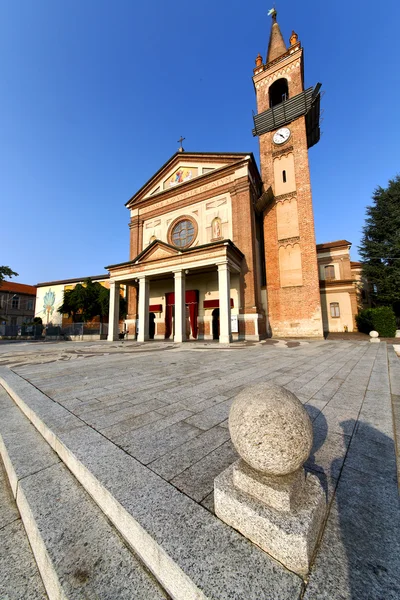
<box><xmin>316</xmin><ymin>240</ymin><xmax>352</xmax><ymax>251</ymax></box>
<box><xmin>36</xmin><ymin>274</ymin><xmax>110</xmax><ymax>287</ymax></box>
<box><xmin>125</xmin><ymin>151</ymin><xmax>259</xmax><ymax>209</ymax></box>
<box><xmin>266</xmin><ymin>11</ymin><xmax>287</xmax><ymax>64</ymax></box>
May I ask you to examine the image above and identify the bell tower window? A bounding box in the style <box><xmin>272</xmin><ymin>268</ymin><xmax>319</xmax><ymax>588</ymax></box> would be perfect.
<box><xmin>269</xmin><ymin>78</ymin><xmax>289</xmax><ymax>108</ymax></box>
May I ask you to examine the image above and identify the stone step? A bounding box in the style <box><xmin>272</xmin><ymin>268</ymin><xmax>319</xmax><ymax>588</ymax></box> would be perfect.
<box><xmin>0</xmin><ymin>386</ymin><xmax>170</xmax><ymax>600</ymax></box>
<box><xmin>0</xmin><ymin>457</ymin><xmax>49</xmax><ymax>600</ymax></box>
<box><xmin>0</xmin><ymin>366</ymin><xmax>303</xmax><ymax>600</ymax></box>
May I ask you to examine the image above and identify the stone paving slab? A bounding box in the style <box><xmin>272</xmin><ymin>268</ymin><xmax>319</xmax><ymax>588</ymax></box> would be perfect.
<box><xmin>0</xmin><ymin>366</ymin><xmax>303</xmax><ymax>600</ymax></box>
<box><xmin>0</xmin><ymin>338</ymin><xmax>399</xmax><ymax>599</ymax></box>
<box><xmin>149</xmin><ymin>425</ymin><xmax>231</xmax><ymax>481</ymax></box>
<box><xmin>0</xmin><ymin>389</ymin><xmax>169</xmax><ymax>600</ymax></box>
<box><xmin>1</xmin><ymin>455</ymin><xmax>48</xmax><ymax>600</ymax></box>
<box><xmin>0</xmin><ymin>520</ymin><xmax>49</xmax><ymax>600</ymax></box>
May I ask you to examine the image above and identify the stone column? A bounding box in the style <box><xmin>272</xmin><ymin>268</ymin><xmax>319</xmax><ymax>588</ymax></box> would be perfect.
<box><xmin>137</xmin><ymin>276</ymin><xmax>149</xmax><ymax>342</ymax></box>
<box><xmin>218</xmin><ymin>262</ymin><xmax>231</xmax><ymax>344</ymax></box>
<box><xmin>107</xmin><ymin>281</ymin><xmax>120</xmax><ymax>341</ymax></box>
<box><xmin>173</xmin><ymin>270</ymin><xmax>186</xmax><ymax>343</ymax></box>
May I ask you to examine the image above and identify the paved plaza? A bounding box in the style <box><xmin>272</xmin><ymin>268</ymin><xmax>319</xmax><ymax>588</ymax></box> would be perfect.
<box><xmin>0</xmin><ymin>338</ymin><xmax>399</xmax><ymax>599</ymax></box>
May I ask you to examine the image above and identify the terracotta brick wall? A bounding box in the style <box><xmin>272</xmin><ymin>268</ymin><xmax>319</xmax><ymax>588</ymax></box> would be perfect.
<box><xmin>231</xmin><ymin>179</ymin><xmax>263</xmax><ymax>315</ymax></box>
<box><xmin>256</xmin><ymin>46</ymin><xmax>323</xmax><ymax>337</ymax></box>
<box><xmin>129</xmin><ymin>217</ymin><xmax>143</xmax><ymax>261</ymax></box>
<box><xmin>260</xmin><ymin>116</ymin><xmax>322</xmax><ymax>337</ymax></box>
<box><xmin>126</xmin><ymin>285</ymin><xmax>138</xmax><ymax>322</ymax></box>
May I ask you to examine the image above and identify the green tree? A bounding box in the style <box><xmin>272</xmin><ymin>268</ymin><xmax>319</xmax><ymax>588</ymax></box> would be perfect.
<box><xmin>0</xmin><ymin>266</ymin><xmax>18</xmax><ymax>285</ymax></box>
<box><xmin>58</xmin><ymin>279</ymin><xmax>127</xmax><ymax>322</ymax></box>
<box><xmin>97</xmin><ymin>283</ymin><xmax>127</xmax><ymax>322</ymax></box>
<box><xmin>359</xmin><ymin>176</ymin><xmax>400</xmax><ymax>311</ymax></box>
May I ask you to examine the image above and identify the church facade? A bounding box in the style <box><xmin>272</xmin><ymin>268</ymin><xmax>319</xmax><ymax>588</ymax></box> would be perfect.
<box><xmin>106</xmin><ymin>12</ymin><xmax>326</xmax><ymax>343</ymax></box>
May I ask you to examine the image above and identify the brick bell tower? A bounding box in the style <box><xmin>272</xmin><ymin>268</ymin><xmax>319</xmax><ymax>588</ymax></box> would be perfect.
<box><xmin>253</xmin><ymin>10</ymin><xmax>323</xmax><ymax>337</ymax></box>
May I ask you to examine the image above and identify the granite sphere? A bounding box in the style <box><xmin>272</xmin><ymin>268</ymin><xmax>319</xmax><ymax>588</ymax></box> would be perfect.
<box><xmin>229</xmin><ymin>383</ymin><xmax>313</xmax><ymax>476</ymax></box>
<box><xmin>369</xmin><ymin>330</ymin><xmax>379</xmax><ymax>338</ymax></box>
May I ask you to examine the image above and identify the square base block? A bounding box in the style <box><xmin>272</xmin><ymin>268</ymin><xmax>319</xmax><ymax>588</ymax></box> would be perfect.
<box><xmin>232</xmin><ymin>460</ymin><xmax>304</xmax><ymax>512</ymax></box>
<box><xmin>214</xmin><ymin>462</ymin><xmax>326</xmax><ymax>576</ymax></box>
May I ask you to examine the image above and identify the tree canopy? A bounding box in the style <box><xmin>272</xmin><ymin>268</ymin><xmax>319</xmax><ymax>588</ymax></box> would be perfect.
<box><xmin>0</xmin><ymin>266</ymin><xmax>18</xmax><ymax>286</ymax></box>
<box><xmin>58</xmin><ymin>279</ymin><xmax>127</xmax><ymax>322</ymax></box>
<box><xmin>358</xmin><ymin>175</ymin><xmax>400</xmax><ymax>311</ymax></box>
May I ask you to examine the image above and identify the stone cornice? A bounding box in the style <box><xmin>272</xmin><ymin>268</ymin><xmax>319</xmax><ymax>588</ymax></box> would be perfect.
<box><xmin>319</xmin><ymin>279</ymin><xmax>356</xmax><ymax>289</ymax></box>
<box><xmin>278</xmin><ymin>236</ymin><xmax>300</xmax><ymax>247</ymax></box>
<box><xmin>127</xmin><ymin>156</ymin><xmax>261</xmax><ymax>211</ymax></box>
<box><xmin>253</xmin><ymin>46</ymin><xmax>302</xmax><ymax>89</ymax></box>
<box><xmin>272</xmin><ymin>146</ymin><xmax>294</xmax><ymax>158</ymax></box>
<box><xmin>274</xmin><ymin>191</ymin><xmax>297</xmax><ymax>203</ymax></box>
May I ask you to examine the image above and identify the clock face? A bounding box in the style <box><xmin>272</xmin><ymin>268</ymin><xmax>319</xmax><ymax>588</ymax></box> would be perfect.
<box><xmin>273</xmin><ymin>127</ymin><xmax>291</xmax><ymax>145</ymax></box>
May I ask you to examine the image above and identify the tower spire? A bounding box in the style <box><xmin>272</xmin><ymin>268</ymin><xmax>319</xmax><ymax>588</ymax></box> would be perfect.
<box><xmin>266</xmin><ymin>9</ymin><xmax>287</xmax><ymax>64</ymax></box>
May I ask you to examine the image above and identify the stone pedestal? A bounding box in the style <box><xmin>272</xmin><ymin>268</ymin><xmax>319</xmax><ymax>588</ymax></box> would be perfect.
<box><xmin>370</xmin><ymin>330</ymin><xmax>380</xmax><ymax>343</ymax></box>
<box><xmin>214</xmin><ymin>383</ymin><xmax>326</xmax><ymax>576</ymax></box>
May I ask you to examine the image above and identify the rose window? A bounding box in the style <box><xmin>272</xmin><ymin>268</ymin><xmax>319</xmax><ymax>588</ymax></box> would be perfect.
<box><xmin>169</xmin><ymin>218</ymin><xmax>196</xmax><ymax>248</ymax></box>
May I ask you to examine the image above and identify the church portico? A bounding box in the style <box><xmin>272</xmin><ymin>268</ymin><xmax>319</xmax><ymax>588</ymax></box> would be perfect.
<box><xmin>106</xmin><ymin>239</ymin><xmax>251</xmax><ymax>344</ymax></box>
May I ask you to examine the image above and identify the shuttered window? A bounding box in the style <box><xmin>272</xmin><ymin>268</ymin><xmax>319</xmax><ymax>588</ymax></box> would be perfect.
<box><xmin>324</xmin><ymin>265</ymin><xmax>335</xmax><ymax>280</ymax></box>
<box><xmin>330</xmin><ymin>302</ymin><xmax>340</xmax><ymax>318</ymax></box>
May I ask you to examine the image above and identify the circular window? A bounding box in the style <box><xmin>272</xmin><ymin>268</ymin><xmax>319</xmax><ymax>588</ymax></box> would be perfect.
<box><xmin>168</xmin><ymin>216</ymin><xmax>197</xmax><ymax>249</ymax></box>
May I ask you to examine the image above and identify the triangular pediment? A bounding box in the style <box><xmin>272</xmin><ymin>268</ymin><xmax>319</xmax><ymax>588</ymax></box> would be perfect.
<box><xmin>126</xmin><ymin>151</ymin><xmax>252</xmax><ymax>208</ymax></box>
<box><xmin>133</xmin><ymin>240</ymin><xmax>180</xmax><ymax>264</ymax></box>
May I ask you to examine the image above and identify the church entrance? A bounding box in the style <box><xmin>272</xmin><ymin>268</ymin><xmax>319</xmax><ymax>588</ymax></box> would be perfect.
<box><xmin>149</xmin><ymin>312</ymin><xmax>156</xmax><ymax>339</ymax></box>
<box><xmin>212</xmin><ymin>308</ymin><xmax>220</xmax><ymax>340</ymax></box>
<box><xmin>165</xmin><ymin>290</ymin><xmax>199</xmax><ymax>339</ymax></box>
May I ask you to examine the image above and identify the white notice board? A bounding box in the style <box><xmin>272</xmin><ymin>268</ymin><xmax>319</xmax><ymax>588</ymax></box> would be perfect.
<box><xmin>231</xmin><ymin>314</ymin><xmax>238</xmax><ymax>333</ymax></box>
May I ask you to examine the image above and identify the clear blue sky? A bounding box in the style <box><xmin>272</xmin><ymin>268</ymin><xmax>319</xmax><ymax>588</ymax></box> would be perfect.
<box><xmin>1</xmin><ymin>1</ymin><xmax>399</xmax><ymax>285</ymax></box>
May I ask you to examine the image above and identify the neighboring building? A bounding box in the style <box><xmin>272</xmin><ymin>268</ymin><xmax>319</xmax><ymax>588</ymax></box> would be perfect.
<box><xmin>105</xmin><ymin>11</ymin><xmax>325</xmax><ymax>342</ymax></box>
<box><xmin>36</xmin><ymin>275</ymin><xmax>111</xmax><ymax>326</ymax></box>
<box><xmin>350</xmin><ymin>260</ymin><xmax>370</xmax><ymax>311</ymax></box>
<box><xmin>0</xmin><ymin>281</ymin><xmax>37</xmax><ymax>326</ymax></box>
<box><xmin>317</xmin><ymin>241</ymin><xmax>366</xmax><ymax>333</ymax></box>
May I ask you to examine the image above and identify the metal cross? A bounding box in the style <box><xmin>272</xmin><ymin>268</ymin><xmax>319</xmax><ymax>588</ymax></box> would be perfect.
<box><xmin>177</xmin><ymin>136</ymin><xmax>185</xmax><ymax>151</ymax></box>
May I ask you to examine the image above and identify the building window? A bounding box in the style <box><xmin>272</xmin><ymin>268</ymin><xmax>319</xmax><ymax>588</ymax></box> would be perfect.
<box><xmin>27</xmin><ymin>300</ymin><xmax>34</xmax><ymax>310</ymax></box>
<box><xmin>330</xmin><ymin>302</ymin><xmax>340</xmax><ymax>318</ymax></box>
<box><xmin>324</xmin><ymin>265</ymin><xmax>335</xmax><ymax>280</ymax></box>
<box><xmin>11</xmin><ymin>296</ymin><xmax>20</xmax><ymax>309</ymax></box>
<box><xmin>168</xmin><ymin>216</ymin><xmax>197</xmax><ymax>249</ymax></box>
<box><xmin>282</xmin><ymin>170</ymin><xmax>286</xmax><ymax>183</ymax></box>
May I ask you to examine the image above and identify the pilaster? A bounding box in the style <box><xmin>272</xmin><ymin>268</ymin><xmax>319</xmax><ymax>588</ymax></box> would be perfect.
<box><xmin>137</xmin><ymin>276</ymin><xmax>149</xmax><ymax>342</ymax></box>
<box><xmin>107</xmin><ymin>281</ymin><xmax>120</xmax><ymax>341</ymax></box>
<box><xmin>218</xmin><ymin>262</ymin><xmax>232</xmax><ymax>344</ymax></box>
<box><xmin>173</xmin><ymin>270</ymin><xmax>186</xmax><ymax>343</ymax></box>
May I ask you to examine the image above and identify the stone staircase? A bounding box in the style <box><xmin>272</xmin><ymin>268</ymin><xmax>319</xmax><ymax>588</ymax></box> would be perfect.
<box><xmin>0</xmin><ymin>367</ymin><xmax>303</xmax><ymax>600</ymax></box>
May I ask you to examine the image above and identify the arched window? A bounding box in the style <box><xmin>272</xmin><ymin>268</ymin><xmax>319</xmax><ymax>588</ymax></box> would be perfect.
<box><xmin>269</xmin><ymin>78</ymin><xmax>289</xmax><ymax>108</ymax></box>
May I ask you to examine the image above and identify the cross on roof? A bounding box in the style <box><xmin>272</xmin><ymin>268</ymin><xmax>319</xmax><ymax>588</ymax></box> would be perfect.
<box><xmin>177</xmin><ymin>136</ymin><xmax>185</xmax><ymax>152</ymax></box>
